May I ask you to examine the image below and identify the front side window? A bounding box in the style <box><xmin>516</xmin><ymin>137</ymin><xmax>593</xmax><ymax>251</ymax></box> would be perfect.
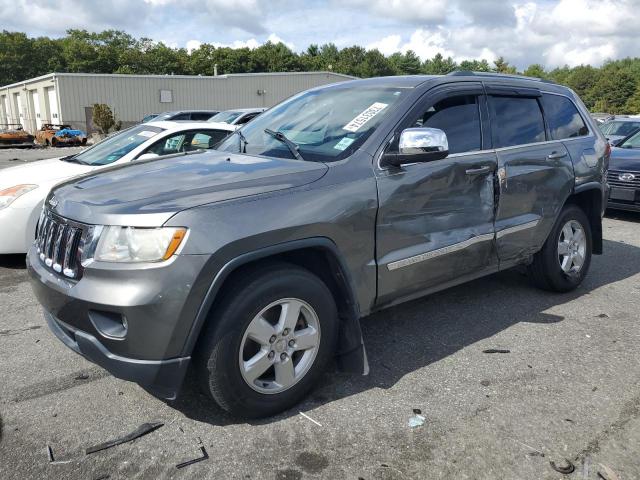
<box><xmin>217</xmin><ymin>86</ymin><xmax>409</xmax><ymax>162</ymax></box>
<box><xmin>410</xmin><ymin>95</ymin><xmax>482</xmax><ymax>154</ymax></box>
<box><xmin>541</xmin><ymin>94</ymin><xmax>589</xmax><ymax>140</ymax></box>
<box><xmin>489</xmin><ymin>96</ymin><xmax>546</xmax><ymax>148</ymax></box>
<box><xmin>71</xmin><ymin>125</ymin><xmax>164</xmax><ymax>166</ymax></box>
<box><xmin>191</xmin><ymin>112</ymin><xmax>214</xmax><ymax>121</ymax></box>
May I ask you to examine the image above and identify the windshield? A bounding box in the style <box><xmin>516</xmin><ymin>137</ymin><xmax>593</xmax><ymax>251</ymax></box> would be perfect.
<box><xmin>601</xmin><ymin>121</ymin><xmax>640</xmax><ymax>136</ymax></box>
<box><xmin>72</xmin><ymin>125</ymin><xmax>164</xmax><ymax>166</ymax></box>
<box><xmin>618</xmin><ymin>130</ymin><xmax>640</xmax><ymax>149</ymax></box>
<box><xmin>208</xmin><ymin>111</ymin><xmax>243</xmax><ymax>124</ymax></box>
<box><xmin>217</xmin><ymin>86</ymin><xmax>408</xmax><ymax>162</ymax></box>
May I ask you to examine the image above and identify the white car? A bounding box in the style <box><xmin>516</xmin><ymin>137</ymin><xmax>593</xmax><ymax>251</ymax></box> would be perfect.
<box><xmin>207</xmin><ymin>108</ymin><xmax>266</xmax><ymax>126</ymax></box>
<box><xmin>0</xmin><ymin>121</ymin><xmax>236</xmax><ymax>254</ymax></box>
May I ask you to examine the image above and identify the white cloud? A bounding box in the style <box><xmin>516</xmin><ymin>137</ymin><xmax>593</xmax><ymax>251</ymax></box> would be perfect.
<box><xmin>267</xmin><ymin>33</ymin><xmax>295</xmax><ymax>50</ymax></box>
<box><xmin>341</xmin><ymin>0</ymin><xmax>449</xmax><ymax>24</ymax></box>
<box><xmin>186</xmin><ymin>40</ymin><xmax>202</xmax><ymax>52</ymax></box>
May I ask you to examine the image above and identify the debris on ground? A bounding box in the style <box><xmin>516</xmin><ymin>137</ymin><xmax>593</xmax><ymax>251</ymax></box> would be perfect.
<box><xmin>85</xmin><ymin>422</ymin><xmax>164</xmax><ymax>454</ymax></box>
<box><xmin>549</xmin><ymin>458</ymin><xmax>575</xmax><ymax>474</ymax></box>
<box><xmin>74</xmin><ymin>373</ymin><xmax>90</xmax><ymax>381</ymax></box>
<box><xmin>408</xmin><ymin>411</ymin><xmax>426</xmax><ymax>428</ymax></box>
<box><xmin>596</xmin><ymin>313</ymin><xmax>610</xmax><ymax>318</ymax></box>
<box><xmin>597</xmin><ymin>463</ymin><xmax>620</xmax><ymax>480</ymax></box>
<box><xmin>176</xmin><ymin>438</ymin><xmax>209</xmax><ymax>469</ymax></box>
<box><xmin>480</xmin><ymin>380</ymin><xmax>490</xmax><ymax>386</ymax></box>
<box><xmin>299</xmin><ymin>411</ymin><xmax>322</xmax><ymax>427</ymax></box>
<box><xmin>482</xmin><ymin>349</ymin><xmax>510</xmax><ymax>354</ymax></box>
<box><xmin>46</xmin><ymin>444</ymin><xmax>72</xmax><ymax>465</ymax></box>
<box><xmin>0</xmin><ymin>325</ymin><xmax>41</xmax><ymax>336</ymax></box>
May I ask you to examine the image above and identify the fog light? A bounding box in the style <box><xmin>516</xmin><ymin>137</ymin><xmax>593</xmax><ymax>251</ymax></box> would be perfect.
<box><xmin>88</xmin><ymin>310</ymin><xmax>128</xmax><ymax>339</ymax></box>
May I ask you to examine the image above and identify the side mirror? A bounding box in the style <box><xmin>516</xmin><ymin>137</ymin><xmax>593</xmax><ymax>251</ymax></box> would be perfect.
<box><xmin>136</xmin><ymin>153</ymin><xmax>159</xmax><ymax>161</ymax></box>
<box><xmin>382</xmin><ymin>128</ymin><xmax>449</xmax><ymax>167</ymax></box>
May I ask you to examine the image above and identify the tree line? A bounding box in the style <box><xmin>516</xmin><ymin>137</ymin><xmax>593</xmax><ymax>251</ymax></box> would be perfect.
<box><xmin>2</xmin><ymin>29</ymin><xmax>640</xmax><ymax>114</ymax></box>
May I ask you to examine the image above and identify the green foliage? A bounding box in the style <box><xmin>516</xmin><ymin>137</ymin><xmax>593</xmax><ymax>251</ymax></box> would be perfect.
<box><xmin>92</xmin><ymin>103</ymin><xmax>120</xmax><ymax>134</ymax></box>
<box><xmin>3</xmin><ymin>29</ymin><xmax>640</xmax><ymax>113</ymax></box>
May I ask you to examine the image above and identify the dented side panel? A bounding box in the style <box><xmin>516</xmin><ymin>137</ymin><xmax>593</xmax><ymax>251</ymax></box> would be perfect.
<box><xmin>493</xmin><ymin>142</ymin><xmax>574</xmax><ymax>263</ymax></box>
<box><xmin>375</xmin><ymin>150</ymin><xmax>499</xmax><ymax>306</ymax></box>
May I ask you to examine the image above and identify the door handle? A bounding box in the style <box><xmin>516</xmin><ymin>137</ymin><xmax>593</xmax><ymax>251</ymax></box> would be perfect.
<box><xmin>465</xmin><ymin>165</ymin><xmax>493</xmax><ymax>176</ymax></box>
<box><xmin>547</xmin><ymin>151</ymin><xmax>567</xmax><ymax>160</ymax></box>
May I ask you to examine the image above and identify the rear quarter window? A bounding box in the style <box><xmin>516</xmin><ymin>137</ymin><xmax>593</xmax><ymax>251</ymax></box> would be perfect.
<box><xmin>541</xmin><ymin>94</ymin><xmax>589</xmax><ymax>140</ymax></box>
<box><xmin>489</xmin><ymin>96</ymin><xmax>546</xmax><ymax>148</ymax></box>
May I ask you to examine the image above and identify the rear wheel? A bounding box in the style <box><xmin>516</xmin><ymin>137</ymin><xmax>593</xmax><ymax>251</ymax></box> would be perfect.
<box><xmin>194</xmin><ymin>263</ymin><xmax>338</xmax><ymax>418</ymax></box>
<box><xmin>528</xmin><ymin>204</ymin><xmax>592</xmax><ymax>292</ymax></box>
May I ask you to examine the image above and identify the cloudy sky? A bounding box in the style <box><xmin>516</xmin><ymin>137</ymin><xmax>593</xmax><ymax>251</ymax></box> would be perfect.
<box><xmin>3</xmin><ymin>0</ymin><xmax>639</xmax><ymax>69</ymax></box>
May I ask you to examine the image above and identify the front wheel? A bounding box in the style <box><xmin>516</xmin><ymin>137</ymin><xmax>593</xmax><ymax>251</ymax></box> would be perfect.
<box><xmin>194</xmin><ymin>263</ymin><xmax>338</xmax><ymax>418</ymax></box>
<box><xmin>528</xmin><ymin>204</ymin><xmax>592</xmax><ymax>292</ymax></box>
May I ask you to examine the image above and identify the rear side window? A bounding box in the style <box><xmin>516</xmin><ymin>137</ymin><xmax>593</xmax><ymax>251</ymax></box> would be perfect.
<box><xmin>191</xmin><ymin>112</ymin><xmax>214</xmax><ymax>121</ymax></box>
<box><xmin>412</xmin><ymin>95</ymin><xmax>482</xmax><ymax>154</ymax></box>
<box><xmin>489</xmin><ymin>96</ymin><xmax>546</xmax><ymax>148</ymax></box>
<box><xmin>541</xmin><ymin>94</ymin><xmax>589</xmax><ymax>140</ymax></box>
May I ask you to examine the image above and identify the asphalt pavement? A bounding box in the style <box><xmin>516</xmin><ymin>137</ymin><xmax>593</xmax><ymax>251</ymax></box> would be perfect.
<box><xmin>0</xmin><ymin>146</ymin><xmax>86</xmax><ymax>171</ymax></box>
<box><xmin>0</xmin><ymin>212</ymin><xmax>639</xmax><ymax>479</ymax></box>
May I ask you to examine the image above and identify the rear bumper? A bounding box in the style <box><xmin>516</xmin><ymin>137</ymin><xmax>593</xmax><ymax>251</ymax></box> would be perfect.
<box><xmin>45</xmin><ymin>311</ymin><xmax>190</xmax><ymax>399</ymax></box>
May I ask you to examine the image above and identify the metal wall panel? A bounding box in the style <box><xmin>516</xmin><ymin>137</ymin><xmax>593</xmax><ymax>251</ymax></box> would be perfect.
<box><xmin>56</xmin><ymin>72</ymin><xmax>353</xmax><ymax>131</ymax></box>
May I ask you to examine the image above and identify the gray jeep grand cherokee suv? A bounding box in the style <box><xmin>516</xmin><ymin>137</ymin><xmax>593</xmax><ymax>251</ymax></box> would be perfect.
<box><xmin>28</xmin><ymin>72</ymin><xmax>609</xmax><ymax>417</ymax></box>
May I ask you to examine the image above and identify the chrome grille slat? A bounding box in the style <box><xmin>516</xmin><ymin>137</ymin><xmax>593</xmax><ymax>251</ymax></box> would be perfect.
<box><xmin>608</xmin><ymin>170</ymin><xmax>640</xmax><ymax>188</ymax></box>
<box><xmin>35</xmin><ymin>209</ymin><xmax>87</xmax><ymax>280</ymax></box>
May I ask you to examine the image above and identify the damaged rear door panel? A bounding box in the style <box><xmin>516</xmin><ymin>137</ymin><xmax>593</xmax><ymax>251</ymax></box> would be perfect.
<box><xmin>487</xmin><ymin>92</ymin><xmax>574</xmax><ymax>264</ymax></box>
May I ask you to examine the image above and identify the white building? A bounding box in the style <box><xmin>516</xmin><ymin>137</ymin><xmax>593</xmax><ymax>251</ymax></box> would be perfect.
<box><xmin>0</xmin><ymin>71</ymin><xmax>354</xmax><ymax>133</ymax></box>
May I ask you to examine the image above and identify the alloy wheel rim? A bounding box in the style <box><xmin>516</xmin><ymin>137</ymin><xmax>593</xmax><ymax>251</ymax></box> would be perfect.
<box><xmin>239</xmin><ymin>298</ymin><xmax>321</xmax><ymax>394</ymax></box>
<box><xmin>557</xmin><ymin>219</ymin><xmax>586</xmax><ymax>275</ymax></box>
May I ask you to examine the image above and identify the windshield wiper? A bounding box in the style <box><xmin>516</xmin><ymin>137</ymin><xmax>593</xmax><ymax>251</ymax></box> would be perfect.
<box><xmin>264</xmin><ymin>128</ymin><xmax>304</xmax><ymax>161</ymax></box>
<box><xmin>59</xmin><ymin>154</ymin><xmax>87</xmax><ymax>165</ymax></box>
<box><xmin>233</xmin><ymin>129</ymin><xmax>249</xmax><ymax>153</ymax></box>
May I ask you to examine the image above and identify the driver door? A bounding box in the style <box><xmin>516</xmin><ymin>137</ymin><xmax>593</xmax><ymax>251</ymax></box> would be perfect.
<box><xmin>375</xmin><ymin>83</ymin><xmax>499</xmax><ymax>305</ymax></box>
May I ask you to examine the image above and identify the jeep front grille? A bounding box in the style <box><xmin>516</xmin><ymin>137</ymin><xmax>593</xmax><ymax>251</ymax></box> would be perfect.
<box><xmin>36</xmin><ymin>209</ymin><xmax>86</xmax><ymax>279</ymax></box>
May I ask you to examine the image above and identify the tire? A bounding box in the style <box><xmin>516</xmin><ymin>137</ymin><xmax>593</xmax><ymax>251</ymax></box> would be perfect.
<box><xmin>528</xmin><ymin>204</ymin><xmax>592</xmax><ymax>292</ymax></box>
<box><xmin>194</xmin><ymin>262</ymin><xmax>338</xmax><ymax>418</ymax></box>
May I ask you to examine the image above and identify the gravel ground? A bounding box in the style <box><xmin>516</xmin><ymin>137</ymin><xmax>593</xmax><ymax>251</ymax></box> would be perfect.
<box><xmin>0</xmin><ymin>212</ymin><xmax>639</xmax><ymax>480</ymax></box>
<box><xmin>0</xmin><ymin>146</ymin><xmax>86</xmax><ymax>171</ymax></box>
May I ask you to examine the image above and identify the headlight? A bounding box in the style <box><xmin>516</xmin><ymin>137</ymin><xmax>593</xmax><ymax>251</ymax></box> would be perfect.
<box><xmin>0</xmin><ymin>184</ymin><xmax>38</xmax><ymax>210</ymax></box>
<box><xmin>94</xmin><ymin>226</ymin><xmax>187</xmax><ymax>263</ymax></box>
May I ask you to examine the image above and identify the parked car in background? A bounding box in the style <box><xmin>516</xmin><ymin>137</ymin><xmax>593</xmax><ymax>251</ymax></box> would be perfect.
<box><xmin>0</xmin><ymin>121</ymin><xmax>235</xmax><ymax>254</ymax></box>
<box><xmin>28</xmin><ymin>73</ymin><xmax>608</xmax><ymax>418</ymax></box>
<box><xmin>152</xmin><ymin>110</ymin><xmax>220</xmax><ymax>122</ymax></box>
<box><xmin>599</xmin><ymin>117</ymin><xmax>640</xmax><ymax>145</ymax></box>
<box><xmin>207</xmin><ymin>108</ymin><xmax>266</xmax><ymax>126</ymax></box>
<box><xmin>607</xmin><ymin>129</ymin><xmax>640</xmax><ymax>212</ymax></box>
<box><xmin>591</xmin><ymin>112</ymin><xmax>614</xmax><ymax>124</ymax></box>
<box><xmin>35</xmin><ymin>124</ymin><xmax>87</xmax><ymax>147</ymax></box>
<box><xmin>0</xmin><ymin>124</ymin><xmax>34</xmax><ymax>147</ymax></box>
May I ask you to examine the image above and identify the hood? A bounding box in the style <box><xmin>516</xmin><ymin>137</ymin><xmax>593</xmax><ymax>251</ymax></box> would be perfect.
<box><xmin>0</xmin><ymin>157</ymin><xmax>93</xmax><ymax>190</ymax></box>
<box><xmin>48</xmin><ymin>150</ymin><xmax>328</xmax><ymax>226</ymax></box>
<box><xmin>609</xmin><ymin>147</ymin><xmax>640</xmax><ymax>172</ymax></box>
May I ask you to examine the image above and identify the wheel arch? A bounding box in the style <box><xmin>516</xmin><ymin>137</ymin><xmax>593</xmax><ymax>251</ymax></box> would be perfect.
<box><xmin>565</xmin><ymin>183</ymin><xmax>603</xmax><ymax>255</ymax></box>
<box><xmin>183</xmin><ymin>237</ymin><xmax>368</xmax><ymax>373</ymax></box>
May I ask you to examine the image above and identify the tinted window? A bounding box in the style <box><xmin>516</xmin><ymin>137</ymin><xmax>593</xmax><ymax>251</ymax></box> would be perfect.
<box><xmin>171</xmin><ymin>113</ymin><xmax>190</xmax><ymax>120</ymax></box>
<box><xmin>144</xmin><ymin>129</ymin><xmax>230</xmax><ymax>156</ymax></box>
<box><xmin>489</xmin><ymin>96</ymin><xmax>546</xmax><ymax>148</ymax></box>
<box><xmin>191</xmin><ymin>112</ymin><xmax>215</xmax><ymax>121</ymax></box>
<box><xmin>411</xmin><ymin>95</ymin><xmax>482</xmax><ymax>154</ymax></box>
<box><xmin>541</xmin><ymin>94</ymin><xmax>588</xmax><ymax>139</ymax></box>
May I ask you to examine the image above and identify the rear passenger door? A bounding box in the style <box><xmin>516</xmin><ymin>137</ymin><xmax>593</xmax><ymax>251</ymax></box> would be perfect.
<box><xmin>488</xmin><ymin>88</ymin><xmax>575</xmax><ymax>264</ymax></box>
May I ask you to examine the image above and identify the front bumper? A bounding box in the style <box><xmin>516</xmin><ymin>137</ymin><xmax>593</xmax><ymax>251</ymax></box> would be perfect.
<box><xmin>607</xmin><ymin>186</ymin><xmax>640</xmax><ymax>212</ymax></box>
<box><xmin>27</xmin><ymin>245</ymin><xmax>212</xmax><ymax>399</ymax></box>
<box><xmin>45</xmin><ymin>311</ymin><xmax>189</xmax><ymax>399</ymax></box>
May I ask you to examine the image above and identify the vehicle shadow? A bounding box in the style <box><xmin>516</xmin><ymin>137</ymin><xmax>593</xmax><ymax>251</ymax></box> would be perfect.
<box><xmin>605</xmin><ymin>209</ymin><xmax>640</xmax><ymax>223</ymax></box>
<box><xmin>0</xmin><ymin>254</ymin><xmax>27</xmax><ymax>270</ymax></box>
<box><xmin>168</xmin><ymin>238</ymin><xmax>640</xmax><ymax>426</ymax></box>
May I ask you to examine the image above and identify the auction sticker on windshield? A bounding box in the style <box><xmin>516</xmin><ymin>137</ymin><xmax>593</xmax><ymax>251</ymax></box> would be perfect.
<box><xmin>343</xmin><ymin>102</ymin><xmax>388</xmax><ymax>132</ymax></box>
<box><xmin>334</xmin><ymin>137</ymin><xmax>355</xmax><ymax>151</ymax></box>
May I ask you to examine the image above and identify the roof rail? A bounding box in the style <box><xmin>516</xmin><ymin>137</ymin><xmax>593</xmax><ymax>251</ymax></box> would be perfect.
<box><xmin>447</xmin><ymin>70</ymin><xmax>557</xmax><ymax>85</ymax></box>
